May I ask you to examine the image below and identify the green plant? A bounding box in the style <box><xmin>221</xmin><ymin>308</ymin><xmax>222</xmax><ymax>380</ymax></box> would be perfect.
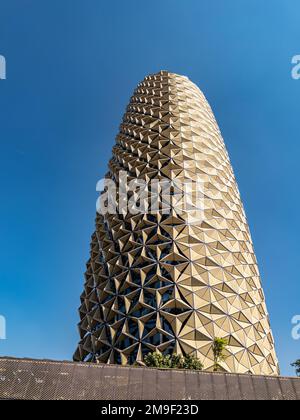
<box><xmin>170</xmin><ymin>354</ymin><xmax>184</xmax><ymax>369</ymax></box>
<box><xmin>291</xmin><ymin>360</ymin><xmax>300</xmax><ymax>377</ymax></box>
<box><xmin>212</xmin><ymin>338</ymin><xmax>228</xmax><ymax>372</ymax></box>
<box><xmin>182</xmin><ymin>354</ymin><xmax>204</xmax><ymax>371</ymax></box>
<box><xmin>144</xmin><ymin>352</ymin><xmax>170</xmax><ymax>368</ymax></box>
<box><xmin>144</xmin><ymin>352</ymin><xmax>203</xmax><ymax>371</ymax></box>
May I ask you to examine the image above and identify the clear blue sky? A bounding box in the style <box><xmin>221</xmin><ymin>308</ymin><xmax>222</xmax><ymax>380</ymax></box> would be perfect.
<box><xmin>0</xmin><ymin>0</ymin><xmax>299</xmax><ymax>376</ymax></box>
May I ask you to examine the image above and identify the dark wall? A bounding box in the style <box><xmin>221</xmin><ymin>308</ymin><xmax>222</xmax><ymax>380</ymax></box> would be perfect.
<box><xmin>0</xmin><ymin>358</ymin><xmax>299</xmax><ymax>400</ymax></box>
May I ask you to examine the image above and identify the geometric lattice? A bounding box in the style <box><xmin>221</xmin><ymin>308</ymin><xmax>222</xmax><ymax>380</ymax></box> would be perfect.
<box><xmin>74</xmin><ymin>71</ymin><xmax>279</xmax><ymax>376</ymax></box>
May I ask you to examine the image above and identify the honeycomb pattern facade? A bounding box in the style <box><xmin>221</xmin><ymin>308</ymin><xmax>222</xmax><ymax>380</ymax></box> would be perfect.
<box><xmin>74</xmin><ymin>71</ymin><xmax>279</xmax><ymax>375</ymax></box>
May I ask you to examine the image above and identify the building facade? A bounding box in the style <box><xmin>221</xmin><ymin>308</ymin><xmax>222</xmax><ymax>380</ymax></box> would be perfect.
<box><xmin>74</xmin><ymin>71</ymin><xmax>279</xmax><ymax>375</ymax></box>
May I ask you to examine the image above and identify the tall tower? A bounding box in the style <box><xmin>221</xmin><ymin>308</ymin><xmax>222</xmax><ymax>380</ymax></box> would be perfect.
<box><xmin>74</xmin><ymin>71</ymin><xmax>279</xmax><ymax>375</ymax></box>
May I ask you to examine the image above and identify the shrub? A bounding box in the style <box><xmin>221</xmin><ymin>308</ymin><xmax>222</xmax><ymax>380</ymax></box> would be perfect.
<box><xmin>182</xmin><ymin>354</ymin><xmax>204</xmax><ymax>371</ymax></box>
<box><xmin>144</xmin><ymin>352</ymin><xmax>203</xmax><ymax>371</ymax></box>
<box><xmin>144</xmin><ymin>352</ymin><xmax>171</xmax><ymax>368</ymax></box>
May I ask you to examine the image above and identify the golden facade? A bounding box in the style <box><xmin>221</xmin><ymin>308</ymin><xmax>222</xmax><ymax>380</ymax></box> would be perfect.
<box><xmin>74</xmin><ymin>71</ymin><xmax>279</xmax><ymax>375</ymax></box>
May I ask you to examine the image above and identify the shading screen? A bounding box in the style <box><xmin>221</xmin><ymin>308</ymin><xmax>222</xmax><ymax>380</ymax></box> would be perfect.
<box><xmin>74</xmin><ymin>71</ymin><xmax>279</xmax><ymax>375</ymax></box>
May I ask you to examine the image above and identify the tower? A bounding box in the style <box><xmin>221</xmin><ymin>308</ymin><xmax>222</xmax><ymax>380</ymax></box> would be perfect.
<box><xmin>74</xmin><ymin>71</ymin><xmax>279</xmax><ymax>375</ymax></box>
